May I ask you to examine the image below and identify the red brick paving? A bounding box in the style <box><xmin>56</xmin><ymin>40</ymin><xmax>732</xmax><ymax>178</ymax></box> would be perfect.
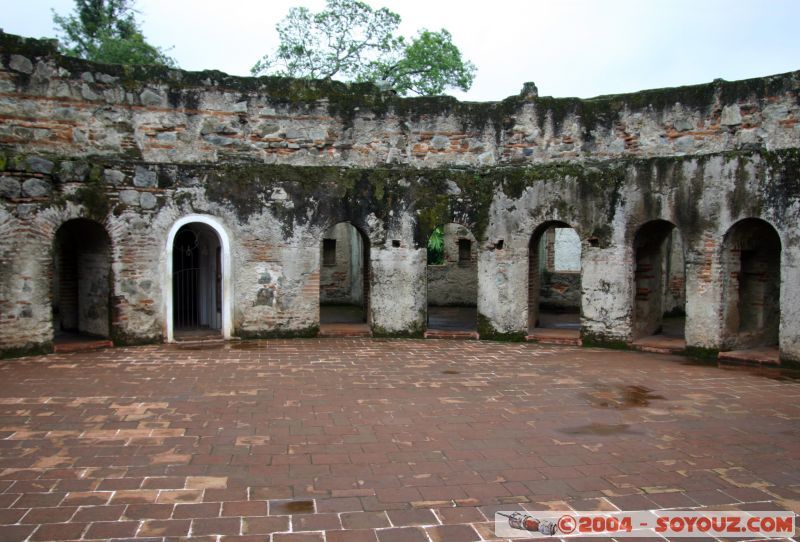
<box><xmin>0</xmin><ymin>339</ymin><xmax>797</xmax><ymax>540</ymax></box>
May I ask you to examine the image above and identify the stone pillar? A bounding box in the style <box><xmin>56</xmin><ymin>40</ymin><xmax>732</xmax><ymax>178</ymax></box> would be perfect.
<box><xmin>477</xmin><ymin>243</ymin><xmax>527</xmax><ymax>339</ymax></box>
<box><xmin>779</xmin><ymin>237</ymin><xmax>800</xmax><ymax>362</ymax></box>
<box><xmin>370</xmin><ymin>246</ymin><xmax>426</xmax><ymax>336</ymax></box>
<box><xmin>684</xmin><ymin>233</ymin><xmax>724</xmax><ymax>353</ymax></box>
<box><xmin>580</xmin><ymin>244</ymin><xmax>631</xmax><ymax>346</ymax></box>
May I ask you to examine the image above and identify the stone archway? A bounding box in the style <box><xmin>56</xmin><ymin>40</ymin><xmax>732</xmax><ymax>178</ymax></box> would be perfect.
<box><xmin>164</xmin><ymin>215</ymin><xmax>233</xmax><ymax>342</ymax></box>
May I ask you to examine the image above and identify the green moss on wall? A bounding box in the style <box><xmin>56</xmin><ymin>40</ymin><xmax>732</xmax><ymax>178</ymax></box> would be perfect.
<box><xmin>686</xmin><ymin>346</ymin><xmax>720</xmax><ymax>361</ymax></box>
<box><xmin>581</xmin><ymin>331</ymin><xmax>629</xmax><ymax>350</ymax></box>
<box><xmin>238</xmin><ymin>326</ymin><xmax>320</xmax><ymax>339</ymax></box>
<box><xmin>371</xmin><ymin>323</ymin><xmax>425</xmax><ymax>339</ymax></box>
<box><xmin>70</xmin><ymin>175</ymin><xmax>110</xmax><ymax>221</ymax></box>
<box><xmin>476</xmin><ymin>313</ymin><xmax>525</xmax><ymax>342</ymax></box>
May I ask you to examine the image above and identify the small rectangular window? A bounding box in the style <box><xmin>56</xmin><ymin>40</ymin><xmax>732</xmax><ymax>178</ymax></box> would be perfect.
<box><xmin>322</xmin><ymin>239</ymin><xmax>336</xmax><ymax>266</ymax></box>
<box><xmin>458</xmin><ymin>238</ymin><xmax>471</xmax><ymax>264</ymax></box>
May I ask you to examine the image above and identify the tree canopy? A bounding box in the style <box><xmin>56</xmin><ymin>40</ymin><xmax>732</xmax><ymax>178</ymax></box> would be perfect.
<box><xmin>52</xmin><ymin>0</ymin><xmax>176</xmax><ymax>67</ymax></box>
<box><xmin>251</xmin><ymin>0</ymin><xmax>476</xmax><ymax>96</ymax></box>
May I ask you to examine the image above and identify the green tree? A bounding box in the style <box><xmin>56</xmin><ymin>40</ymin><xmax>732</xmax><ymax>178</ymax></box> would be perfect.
<box><xmin>251</xmin><ymin>0</ymin><xmax>476</xmax><ymax>96</ymax></box>
<box><xmin>53</xmin><ymin>0</ymin><xmax>176</xmax><ymax>67</ymax></box>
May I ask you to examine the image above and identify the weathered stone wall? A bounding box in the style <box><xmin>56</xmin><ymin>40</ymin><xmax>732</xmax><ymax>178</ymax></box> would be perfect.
<box><xmin>0</xmin><ymin>32</ymin><xmax>799</xmax><ymax>362</ymax></box>
<box><xmin>540</xmin><ymin>272</ymin><xmax>581</xmax><ymax>312</ymax></box>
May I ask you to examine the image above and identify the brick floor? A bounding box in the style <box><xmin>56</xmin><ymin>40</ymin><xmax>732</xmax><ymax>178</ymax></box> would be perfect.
<box><xmin>0</xmin><ymin>339</ymin><xmax>798</xmax><ymax>540</ymax></box>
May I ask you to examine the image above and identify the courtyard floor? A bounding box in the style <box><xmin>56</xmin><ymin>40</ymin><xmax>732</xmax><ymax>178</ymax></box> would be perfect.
<box><xmin>0</xmin><ymin>339</ymin><xmax>798</xmax><ymax>541</ymax></box>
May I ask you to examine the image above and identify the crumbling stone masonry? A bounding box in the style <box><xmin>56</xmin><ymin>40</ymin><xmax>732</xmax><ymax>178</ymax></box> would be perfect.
<box><xmin>0</xmin><ymin>32</ymin><xmax>798</xmax><ymax>362</ymax></box>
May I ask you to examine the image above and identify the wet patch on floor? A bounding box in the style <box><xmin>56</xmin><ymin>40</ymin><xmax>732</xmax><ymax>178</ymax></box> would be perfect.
<box><xmin>584</xmin><ymin>384</ymin><xmax>666</xmax><ymax>409</ymax></box>
<box><xmin>227</xmin><ymin>341</ymin><xmax>266</xmax><ymax>350</ymax></box>
<box><xmin>559</xmin><ymin>423</ymin><xmax>636</xmax><ymax>435</ymax></box>
<box><xmin>442</xmin><ymin>369</ymin><xmax>460</xmax><ymax>374</ymax></box>
<box><xmin>173</xmin><ymin>342</ymin><xmax>225</xmax><ymax>351</ymax></box>
<box><xmin>270</xmin><ymin>500</ymin><xmax>315</xmax><ymax>514</ymax></box>
<box><xmin>719</xmin><ymin>364</ymin><xmax>800</xmax><ymax>381</ymax></box>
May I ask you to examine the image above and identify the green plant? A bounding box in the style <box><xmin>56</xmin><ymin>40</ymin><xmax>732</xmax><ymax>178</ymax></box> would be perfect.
<box><xmin>427</xmin><ymin>225</ymin><xmax>444</xmax><ymax>264</ymax></box>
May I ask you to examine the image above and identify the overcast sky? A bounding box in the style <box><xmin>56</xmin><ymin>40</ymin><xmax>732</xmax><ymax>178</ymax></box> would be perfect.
<box><xmin>2</xmin><ymin>0</ymin><xmax>799</xmax><ymax>102</ymax></box>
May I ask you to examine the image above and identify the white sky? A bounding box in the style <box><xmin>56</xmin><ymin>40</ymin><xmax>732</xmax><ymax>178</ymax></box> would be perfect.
<box><xmin>2</xmin><ymin>0</ymin><xmax>799</xmax><ymax>101</ymax></box>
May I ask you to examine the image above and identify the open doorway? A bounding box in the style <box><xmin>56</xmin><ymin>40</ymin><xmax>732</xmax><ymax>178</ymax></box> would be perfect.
<box><xmin>528</xmin><ymin>222</ymin><xmax>582</xmax><ymax>344</ymax></box>
<box><xmin>172</xmin><ymin>223</ymin><xmax>222</xmax><ymax>340</ymax></box>
<box><xmin>720</xmin><ymin>218</ymin><xmax>781</xmax><ymax>354</ymax></box>
<box><xmin>319</xmin><ymin>222</ymin><xmax>370</xmax><ymax>336</ymax></box>
<box><xmin>630</xmin><ymin>220</ymin><xmax>686</xmax><ymax>352</ymax></box>
<box><xmin>425</xmin><ymin>223</ymin><xmax>478</xmax><ymax>337</ymax></box>
<box><xmin>52</xmin><ymin>219</ymin><xmax>112</xmax><ymax>347</ymax></box>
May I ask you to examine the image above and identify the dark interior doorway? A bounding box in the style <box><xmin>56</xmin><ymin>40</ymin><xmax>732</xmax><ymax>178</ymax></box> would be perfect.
<box><xmin>52</xmin><ymin>219</ymin><xmax>112</xmax><ymax>343</ymax></box>
<box><xmin>632</xmin><ymin>220</ymin><xmax>686</xmax><ymax>341</ymax></box>
<box><xmin>172</xmin><ymin>223</ymin><xmax>222</xmax><ymax>339</ymax></box>
<box><xmin>721</xmin><ymin>218</ymin><xmax>781</xmax><ymax>351</ymax></box>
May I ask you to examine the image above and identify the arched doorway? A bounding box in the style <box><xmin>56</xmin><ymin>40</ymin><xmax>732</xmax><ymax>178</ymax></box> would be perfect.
<box><xmin>52</xmin><ymin>218</ymin><xmax>112</xmax><ymax>343</ymax></box>
<box><xmin>165</xmin><ymin>215</ymin><xmax>232</xmax><ymax>342</ymax></box>
<box><xmin>631</xmin><ymin>220</ymin><xmax>686</xmax><ymax>348</ymax></box>
<box><xmin>528</xmin><ymin>222</ymin><xmax>582</xmax><ymax>343</ymax></box>
<box><xmin>319</xmin><ymin>222</ymin><xmax>371</xmax><ymax>336</ymax></box>
<box><xmin>720</xmin><ymin>218</ymin><xmax>781</xmax><ymax>351</ymax></box>
<box><xmin>172</xmin><ymin>223</ymin><xmax>222</xmax><ymax>339</ymax></box>
<box><xmin>425</xmin><ymin>223</ymin><xmax>478</xmax><ymax>337</ymax></box>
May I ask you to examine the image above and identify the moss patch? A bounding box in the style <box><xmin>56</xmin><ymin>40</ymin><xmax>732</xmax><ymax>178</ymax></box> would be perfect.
<box><xmin>581</xmin><ymin>331</ymin><xmax>629</xmax><ymax>350</ymax></box>
<box><xmin>371</xmin><ymin>323</ymin><xmax>424</xmax><ymax>339</ymax></box>
<box><xmin>685</xmin><ymin>346</ymin><xmax>720</xmax><ymax>360</ymax></box>
<box><xmin>1</xmin><ymin>342</ymin><xmax>53</xmax><ymax>360</ymax></box>
<box><xmin>70</xmin><ymin>175</ymin><xmax>110</xmax><ymax>221</ymax></box>
<box><xmin>476</xmin><ymin>313</ymin><xmax>525</xmax><ymax>342</ymax></box>
<box><xmin>238</xmin><ymin>326</ymin><xmax>320</xmax><ymax>339</ymax></box>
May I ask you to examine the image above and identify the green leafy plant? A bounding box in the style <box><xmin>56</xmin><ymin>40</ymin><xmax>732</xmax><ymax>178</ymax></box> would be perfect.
<box><xmin>427</xmin><ymin>225</ymin><xmax>444</xmax><ymax>265</ymax></box>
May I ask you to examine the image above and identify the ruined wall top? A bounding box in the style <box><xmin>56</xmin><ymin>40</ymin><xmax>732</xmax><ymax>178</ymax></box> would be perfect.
<box><xmin>1</xmin><ymin>31</ymin><xmax>798</xmax><ymax>168</ymax></box>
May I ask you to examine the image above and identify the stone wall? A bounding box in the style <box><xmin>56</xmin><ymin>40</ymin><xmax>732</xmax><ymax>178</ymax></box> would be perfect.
<box><xmin>540</xmin><ymin>272</ymin><xmax>581</xmax><ymax>312</ymax></box>
<box><xmin>1</xmin><ymin>32</ymin><xmax>799</xmax><ymax>362</ymax></box>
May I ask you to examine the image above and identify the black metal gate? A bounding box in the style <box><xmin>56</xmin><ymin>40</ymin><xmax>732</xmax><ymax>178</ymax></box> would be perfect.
<box><xmin>173</xmin><ymin>229</ymin><xmax>200</xmax><ymax>329</ymax></box>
